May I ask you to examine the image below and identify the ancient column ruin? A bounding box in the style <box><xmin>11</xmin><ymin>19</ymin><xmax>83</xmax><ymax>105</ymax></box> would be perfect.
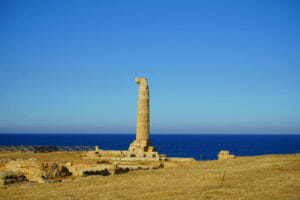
<box><xmin>129</xmin><ymin>78</ymin><xmax>156</xmax><ymax>153</ymax></box>
<box><xmin>86</xmin><ymin>77</ymin><xmax>167</xmax><ymax>161</ymax></box>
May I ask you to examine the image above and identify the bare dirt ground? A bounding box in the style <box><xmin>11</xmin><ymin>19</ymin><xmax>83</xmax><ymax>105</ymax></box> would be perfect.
<box><xmin>0</xmin><ymin>152</ymin><xmax>299</xmax><ymax>200</ymax></box>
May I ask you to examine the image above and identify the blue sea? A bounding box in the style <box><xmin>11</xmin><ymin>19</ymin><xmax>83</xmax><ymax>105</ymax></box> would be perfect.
<box><xmin>0</xmin><ymin>134</ymin><xmax>300</xmax><ymax>160</ymax></box>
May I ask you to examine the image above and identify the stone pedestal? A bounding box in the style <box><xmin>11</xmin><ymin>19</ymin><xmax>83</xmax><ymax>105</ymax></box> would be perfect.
<box><xmin>129</xmin><ymin>78</ymin><xmax>156</xmax><ymax>153</ymax></box>
<box><xmin>128</xmin><ymin>140</ymin><xmax>156</xmax><ymax>152</ymax></box>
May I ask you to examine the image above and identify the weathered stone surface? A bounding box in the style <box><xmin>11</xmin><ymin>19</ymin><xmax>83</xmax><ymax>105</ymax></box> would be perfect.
<box><xmin>135</xmin><ymin>78</ymin><xmax>150</xmax><ymax>142</ymax></box>
<box><xmin>129</xmin><ymin>78</ymin><xmax>157</xmax><ymax>153</ymax></box>
<box><xmin>0</xmin><ymin>171</ymin><xmax>28</xmax><ymax>185</ymax></box>
<box><xmin>2</xmin><ymin>158</ymin><xmax>45</xmax><ymax>183</ymax></box>
<box><xmin>42</xmin><ymin>162</ymin><xmax>71</xmax><ymax>179</ymax></box>
<box><xmin>0</xmin><ymin>158</ymin><xmax>71</xmax><ymax>183</ymax></box>
<box><xmin>218</xmin><ymin>150</ymin><xmax>235</xmax><ymax>160</ymax></box>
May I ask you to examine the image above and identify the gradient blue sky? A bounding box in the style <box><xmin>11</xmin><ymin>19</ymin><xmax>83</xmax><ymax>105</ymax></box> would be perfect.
<box><xmin>0</xmin><ymin>0</ymin><xmax>299</xmax><ymax>134</ymax></box>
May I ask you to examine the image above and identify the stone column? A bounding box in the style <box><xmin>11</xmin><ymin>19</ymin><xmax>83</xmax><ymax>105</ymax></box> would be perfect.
<box><xmin>135</xmin><ymin>78</ymin><xmax>149</xmax><ymax>142</ymax></box>
<box><xmin>129</xmin><ymin>78</ymin><xmax>156</xmax><ymax>153</ymax></box>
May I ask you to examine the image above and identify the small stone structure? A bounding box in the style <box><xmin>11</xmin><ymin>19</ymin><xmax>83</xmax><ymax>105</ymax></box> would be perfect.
<box><xmin>218</xmin><ymin>150</ymin><xmax>235</xmax><ymax>160</ymax></box>
<box><xmin>0</xmin><ymin>158</ymin><xmax>71</xmax><ymax>183</ymax></box>
<box><xmin>86</xmin><ymin>78</ymin><xmax>166</xmax><ymax>161</ymax></box>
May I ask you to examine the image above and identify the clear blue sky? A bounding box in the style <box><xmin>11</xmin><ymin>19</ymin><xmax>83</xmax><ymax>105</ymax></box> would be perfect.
<box><xmin>0</xmin><ymin>0</ymin><xmax>299</xmax><ymax>134</ymax></box>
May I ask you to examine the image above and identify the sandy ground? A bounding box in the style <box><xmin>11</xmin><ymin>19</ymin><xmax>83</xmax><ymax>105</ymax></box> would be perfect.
<box><xmin>0</xmin><ymin>152</ymin><xmax>299</xmax><ymax>200</ymax></box>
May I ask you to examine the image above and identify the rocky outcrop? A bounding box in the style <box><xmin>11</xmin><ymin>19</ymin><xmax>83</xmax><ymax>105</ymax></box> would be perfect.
<box><xmin>218</xmin><ymin>150</ymin><xmax>235</xmax><ymax>160</ymax></box>
<box><xmin>0</xmin><ymin>158</ymin><xmax>71</xmax><ymax>183</ymax></box>
<box><xmin>0</xmin><ymin>171</ymin><xmax>28</xmax><ymax>185</ymax></box>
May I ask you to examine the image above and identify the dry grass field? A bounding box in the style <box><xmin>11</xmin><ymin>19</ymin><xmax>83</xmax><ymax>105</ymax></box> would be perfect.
<box><xmin>0</xmin><ymin>152</ymin><xmax>300</xmax><ymax>200</ymax></box>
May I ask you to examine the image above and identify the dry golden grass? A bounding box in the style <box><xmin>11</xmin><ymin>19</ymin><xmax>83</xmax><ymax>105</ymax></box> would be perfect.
<box><xmin>1</xmin><ymin>152</ymin><xmax>300</xmax><ymax>200</ymax></box>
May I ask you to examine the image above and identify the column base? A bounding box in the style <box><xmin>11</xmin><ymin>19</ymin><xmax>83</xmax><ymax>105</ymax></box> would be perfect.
<box><xmin>128</xmin><ymin>140</ymin><xmax>156</xmax><ymax>153</ymax></box>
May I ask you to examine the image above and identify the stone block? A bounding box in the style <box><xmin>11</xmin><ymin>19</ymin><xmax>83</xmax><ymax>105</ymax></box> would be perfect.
<box><xmin>218</xmin><ymin>150</ymin><xmax>236</xmax><ymax>160</ymax></box>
